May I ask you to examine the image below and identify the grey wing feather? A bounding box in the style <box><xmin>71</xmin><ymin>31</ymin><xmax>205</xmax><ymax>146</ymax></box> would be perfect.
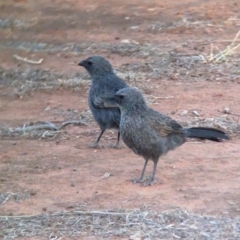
<box><xmin>147</xmin><ymin>109</ymin><xmax>183</xmax><ymax>136</ymax></box>
<box><xmin>93</xmin><ymin>94</ymin><xmax>119</xmax><ymax>108</ymax></box>
<box><xmin>91</xmin><ymin>73</ymin><xmax>127</xmax><ymax>109</ymax></box>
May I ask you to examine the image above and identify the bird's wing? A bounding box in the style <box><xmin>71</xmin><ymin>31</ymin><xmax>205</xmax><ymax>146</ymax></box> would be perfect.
<box><xmin>147</xmin><ymin>109</ymin><xmax>183</xmax><ymax>137</ymax></box>
<box><xmin>93</xmin><ymin>93</ymin><xmax>119</xmax><ymax>108</ymax></box>
<box><xmin>93</xmin><ymin>77</ymin><xmax>127</xmax><ymax>108</ymax></box>
<box><xmin>91</xmin><ymin>74</ymin><xmax>127</xmax><ymax>109</ymax></box>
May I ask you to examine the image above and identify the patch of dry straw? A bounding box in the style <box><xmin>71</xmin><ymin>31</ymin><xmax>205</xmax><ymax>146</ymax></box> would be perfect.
<box><xmin>0</xmin><ymin>192</ymin><xmax>30</xmax><ymax>205</ymax></box>
<box><xmin>0</xmin><ymin>208</ymin><xmax>239</xmax><ymax>239</ymax></box>
<box><xmin>207</xmin><ymin>31</ymin><xmax>240</xmax><ymax>62</ymax></box>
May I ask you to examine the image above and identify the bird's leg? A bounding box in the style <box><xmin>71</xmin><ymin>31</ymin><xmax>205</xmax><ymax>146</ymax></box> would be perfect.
<box><xmin>109</xmin><ymin>131</ymin><xmax>121</xmax><ymax>149</ymax></box>
<box><xmin>132</xmin><ymin>158</ymin><xmax>149</xmax><ymax>183</ymax></box>
<box><xmin>88</xmin><ymin>129</ymin><xmax>105</xmax><ymax>148</ymax></box>
<box><xmin>143</xmin><ymin>161</ymin><xmax>160</xmax><ymax>186</ymax></box>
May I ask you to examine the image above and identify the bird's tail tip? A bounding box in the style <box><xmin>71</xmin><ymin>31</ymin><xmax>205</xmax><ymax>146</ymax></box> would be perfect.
<box><xmin>184</xmin><ymin>127</ymin><xmax>230</xmax><ymax>142</ymax></box>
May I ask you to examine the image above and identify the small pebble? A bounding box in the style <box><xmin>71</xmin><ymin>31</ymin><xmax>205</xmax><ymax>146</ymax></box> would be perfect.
<box><xmin>192</xmin><ymin>110</ymin><xmax>200</xmax><ymax>116</ymax></box>
<box><xmin>30</xmin><ymin>191</ymin><xmax>37</xmax><ymax>196</ymax></box>
<box><xmin>223</xmin><ymin>107</ymin><xmax>230</xmax><ymax>114</ymax></box>
<box><xmin>121</xmin><ymin>39</ymin><xmax>131</xmax><ymax>44</ymax></box>
<box><xmin>180</xmin><ymin>110</ymin><xmax>188</xmax><ymax>116</ymax></box>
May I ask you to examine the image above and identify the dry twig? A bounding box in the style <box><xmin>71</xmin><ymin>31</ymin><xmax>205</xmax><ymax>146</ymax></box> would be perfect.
<box><xmin>13</xmin><ymin>54</ymin><xmax>44</xmax><ymax>64</ymax></box>
<box><xmin>0</xmin><ymin>120</ymin><xmax>87</xmax><ymax>139</ymax></box>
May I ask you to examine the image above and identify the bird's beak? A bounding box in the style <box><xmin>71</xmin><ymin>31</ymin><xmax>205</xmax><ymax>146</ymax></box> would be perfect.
<box><xmin>111</xmin><ymin>94</ymin><xmax>123</xmax><ymax>104</ymax></box>
<box><xmin>78</xmin><ymin>60</ymin><xmax>85</xmax><ymax>66</ymax></box>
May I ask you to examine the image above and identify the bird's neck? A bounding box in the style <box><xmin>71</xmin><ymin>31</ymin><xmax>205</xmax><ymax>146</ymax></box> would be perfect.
<box><xmin>121</xmin><ymin>105</ymin><xmax>148</xmax><ymax>117</ymax></box>
<box><xmin>91</xmin><ymin>71</ymin><xmax>113</xmax><ymax>81</ymax></box>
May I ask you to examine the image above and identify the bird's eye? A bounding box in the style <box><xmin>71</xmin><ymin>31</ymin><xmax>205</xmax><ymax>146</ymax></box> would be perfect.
<box><xmin>87</xmin><ymin>61</ymin><xmax>92</xmax><ymax>66</ymax></box>
<box><xmin>119</xmin><ymin>95</ymin><xmax>124</xmax><ymax>99</ymax></box>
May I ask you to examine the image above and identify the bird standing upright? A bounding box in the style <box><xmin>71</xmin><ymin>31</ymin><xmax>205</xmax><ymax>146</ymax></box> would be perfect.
<box><xmin>112</xmin><ymin>87</ymin><xmax>229</xmax><ymax>186</ymax></box>
<box><xmin>78</xmin><ymin>56</ymin><xmax>128</xmax><ymax>148</ymax></box>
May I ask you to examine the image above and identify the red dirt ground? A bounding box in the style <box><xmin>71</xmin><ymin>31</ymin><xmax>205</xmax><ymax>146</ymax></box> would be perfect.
<box><xmin>1</xmin><ymin>0</ymin><xmax>240</xmax><ymax>226</ymax></box>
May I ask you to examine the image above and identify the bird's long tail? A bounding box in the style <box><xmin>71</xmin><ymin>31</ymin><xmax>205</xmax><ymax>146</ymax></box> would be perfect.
<box><xmin>183</xmin><ymin>127</ymin><xmax>229</xmax><ymax>142</ymax></box>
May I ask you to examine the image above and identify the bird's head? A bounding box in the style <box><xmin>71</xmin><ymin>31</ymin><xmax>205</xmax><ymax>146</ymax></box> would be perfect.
<box><xmin>112</xmin><ymin>87</ymin><xmax>148</xmax><ymax>112</ymax></box>
<box><xmin>78</xmin><ymin>56</ymin><xmax>113</xmax><ymax>78</ymax></box>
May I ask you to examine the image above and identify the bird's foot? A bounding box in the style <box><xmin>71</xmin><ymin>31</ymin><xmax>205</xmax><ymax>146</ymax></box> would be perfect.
<box><xmin>108</xmin><ymin>143</ymin><xmax>122</xmax><ymax>149</ymax></box>
<box><xmin>142</xmin><ymin>179</ymin><xmax>157</xmax><ymax>186</ymax></box>
<box><xmin>131</xmin><ymin>178</ymin><xmax>145</xmax><ymax>184</ymax></box>
<box><xmin>88</xmin><ymin>142</ymin><xmax>104</xmax><ymax>149</ymax></box>
<box><xmin>141</xmin><ymin>178</ymin><xmax>164</xmax><ymax>186</ymax></box>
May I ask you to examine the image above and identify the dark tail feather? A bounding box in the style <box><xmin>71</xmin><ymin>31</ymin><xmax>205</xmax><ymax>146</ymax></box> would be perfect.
<box><xmin>183</xmin><ymin>127</ymin><xmax>229</xmax><ymax>142</ymax></box>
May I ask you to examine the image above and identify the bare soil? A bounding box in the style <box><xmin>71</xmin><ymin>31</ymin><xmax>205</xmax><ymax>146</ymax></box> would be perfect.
<box><xmin>1</xmin><ymin>0</ymin><xmax>240</xmax><ymax>239</ymax></box>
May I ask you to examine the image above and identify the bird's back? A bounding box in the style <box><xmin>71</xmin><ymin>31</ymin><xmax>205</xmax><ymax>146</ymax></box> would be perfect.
<box><xmin>147</xmin><ymin>109</ymin><xmax>186</xmax><ymax>152</ymax></box>
<box><xmin>120</xmin><ymin>107</ymin><xmax>186</xmax><ymax>160</ymax></box>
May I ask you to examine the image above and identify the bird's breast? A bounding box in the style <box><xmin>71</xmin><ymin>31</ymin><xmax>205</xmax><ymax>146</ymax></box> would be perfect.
<box><xmin>120</xmin><ymin>117</ymin><xmax>143</xmax><ymax>146</ymax></box>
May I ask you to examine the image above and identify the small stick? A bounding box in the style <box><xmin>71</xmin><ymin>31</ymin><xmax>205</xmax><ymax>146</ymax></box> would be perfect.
<box><xmin>15</xmin><ymin>124</ymin><xmax>58</xmax><ymax>132</ymax></box>
<box><xmin>152</xmin><ymin>96</ymin><xmax>174</xmax><ymax>99</ymax></box>
<box><xmin>13</xmin><ymin>120</ymin><xmax>86</xmax><ymax>132</ymax></box>
<box><xmin>13</xmin><ymin>54</ymin><xmax>43</xmax><ymax>64</ymax></box>
<box><xmin>59</xmin><ymin>120</ymin><xmax>86</xmax><ymax>129</ymax></box>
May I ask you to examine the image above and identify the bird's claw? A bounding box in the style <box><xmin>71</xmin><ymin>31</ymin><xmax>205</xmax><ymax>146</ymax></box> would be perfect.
<box><xmin>132</xmin><ymin>174</ymin><xmax>162</xmax><ymax>186</ymax></box>
<box><xmin>88</xmin><ymin>142</ymin><xmax>104</xmax><ymax>149</ymax></box>
<box><xmin>131</xmin><ymin>178</ymin><xmax>145</xmax><ymax>184</ymax></box>
<box><xmin>141</xmin><ymin>178</ymin><xmax>163</xmax><ymax>186</ymax></box>
<box><xmin>109</xmin><ymin>143</ymin><xmax>122</xmax><ymax>149</ymax></box>
<box><xmin>141</xmin><ymin>179</ymin><xmax>156</xmax><ymax>186</ymax></box>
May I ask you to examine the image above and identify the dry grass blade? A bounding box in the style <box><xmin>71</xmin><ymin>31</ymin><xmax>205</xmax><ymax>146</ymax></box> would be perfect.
<box><xmin>207</xmin><ymin>30</ymin><xmax>240</xmax><ymax>62</ymax></box>
<box><xmin>13</xmin><ymin>54</ymin><xmax>43</xmax><ymax>64</ymax></box>
<box><xmin>0</xmin><ymin>208</ymin><xmax>239</xmax><ymax>239</ymax></box>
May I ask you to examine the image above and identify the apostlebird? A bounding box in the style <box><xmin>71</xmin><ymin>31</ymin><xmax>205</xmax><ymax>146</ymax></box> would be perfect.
<box><xmin>112</xmin><ymin>87</ymin><xmax>229</xmax><ymax>185</ymax></box>
<box><xmin>78</xmin><ymin>56</ymin><xmax>128</xmax><ymax>148</ymax></box>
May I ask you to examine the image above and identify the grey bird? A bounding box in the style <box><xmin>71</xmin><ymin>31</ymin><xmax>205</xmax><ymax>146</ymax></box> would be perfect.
<box><xmin>112</xmin><ymin>87</ymin><xmax>229</xmax><ymax>185</ymax></box>
<box><xmin>78</xmin><ymin>56</ymin><xmax>128</xmax><ymax>148</ymax></box>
